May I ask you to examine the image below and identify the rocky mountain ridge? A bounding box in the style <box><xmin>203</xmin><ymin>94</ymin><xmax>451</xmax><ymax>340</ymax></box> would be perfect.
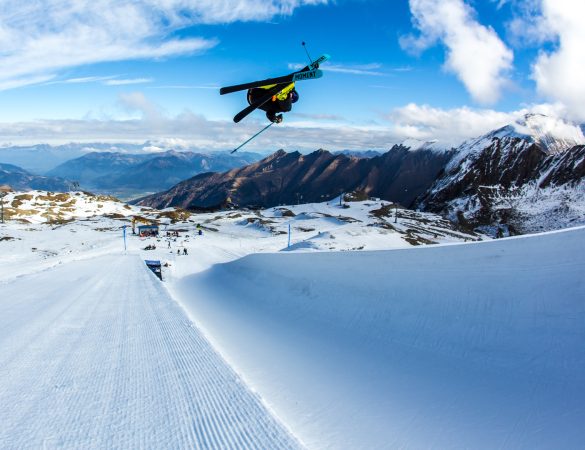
<box><xmin>136</xmin><ymin>144</ymin><xmax>453</xmax><ymax>210</ymax></box>
<box><xmin>417</xmin><ymin>114</ymin><xmax>585</xmax><ymax>234</ymax></box>
<box><xmin>138</xmin><ymin>114</ymin><xmax>585</xmax><ymax>235</ymax></box>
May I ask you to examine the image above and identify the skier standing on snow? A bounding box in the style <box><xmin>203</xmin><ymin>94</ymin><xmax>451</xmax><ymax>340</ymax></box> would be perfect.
<box><xmin>246</xmin><ymin>85</ymin><xmax>299</xmax><ymax>123</ymax></box>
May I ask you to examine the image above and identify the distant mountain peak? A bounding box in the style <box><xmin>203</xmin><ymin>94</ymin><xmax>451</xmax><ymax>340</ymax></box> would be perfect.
<box><xmin>502</xmin><ymin>113</ymin><xmax>584</xmax><ymax>154</ymax></box>
<box><xmin>399</xmin><ymin>139</ymin><xmax>445</xmax><ymax>152</ymax></box>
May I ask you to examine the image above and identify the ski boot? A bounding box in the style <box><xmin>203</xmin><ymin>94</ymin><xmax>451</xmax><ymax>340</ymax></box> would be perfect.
<box><xmin>267</xmin><ymin>112</ymin><xmax>283</xmax><ymax>124</ymax></box>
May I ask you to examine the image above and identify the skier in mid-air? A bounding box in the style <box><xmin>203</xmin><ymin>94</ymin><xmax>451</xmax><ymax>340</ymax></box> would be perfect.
<box><xmin>246</xmin><ymin>85</ymin><xmax>299</xmax><ymax>124</ymax></box>
<box><xmin>219</xmin><ymin>44</ymin><xmax>330</xmax><ymax>152</ymax></box>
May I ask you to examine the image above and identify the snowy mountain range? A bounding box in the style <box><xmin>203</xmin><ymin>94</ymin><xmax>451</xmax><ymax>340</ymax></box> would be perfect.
<box><xmin>47</xmin><ymin>150</ymin><xmax>261</xmax><ymax>197</ymax></box>
<box><xmin>136</xmin><ymin>114</ymin><xmax>585</xmax><ymax>235</ymax></box>
<box><xmin>0</xmin><ymin>143</ymin><xmax>148</xmax><ymax>174</ymax></box>
<box><xmin>1</xmin><ymin>115</ymin><xmax>583</xmax><ymax>236</ymax></box>
<box><xmin>0</xmin><ymin>163</ymin><xmax>71</xmax><ymax>192</ymax></box>
<box><xmin>136</xmin><ymin>144</ymin><xmax>453</xmax><ymax>210</ymax></box>
<box><xmin>0</xmin><ymin>142</ymin><xmax>263</xmax><ymax>181</ymax></box>
<box><xmin>418</xmin><ymin>114</ymin><xmax>585</xmax><ymax>235</ymax></box>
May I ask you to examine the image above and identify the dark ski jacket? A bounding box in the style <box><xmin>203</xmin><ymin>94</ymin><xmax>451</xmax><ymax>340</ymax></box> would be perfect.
<box><xmin>247</xmin><ymin>87</ymin><xmax>298</xmax><ymax>122</ymax></box>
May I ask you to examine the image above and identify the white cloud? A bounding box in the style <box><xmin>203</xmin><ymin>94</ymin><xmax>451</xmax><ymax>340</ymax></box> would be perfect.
<box><xmin>118</xmin><ymin>92</ymin><xmax>165</xmax><ymax>122</ymax></box>
<box><xmin>105</xmin><ymin>78</ymin><xmax>153</xmax><ymax>86</ymax></box>
<box><xmin>0</xmin><ymin>91</ymin><xmax>572</xmax><ymax>151</ymax></box>
<box><xmin>289</xmin><ymin>62</ymin><xmax>386</xmax><ymax>76</ymax></box>
<box><xmin>322</xmin><ymin>63</ymin><xmax>386</xmax><ymax>76</ymax></box>
<box><xmin>63</xmin><ymin>76</ymin><xmax>119</xmax><ymax>84</ymax></box>
<box><xmin>530</xmin><ymin>0</ymin><xmax>585</xmax><ymax>121</ymax></box>
<box><xmin>401</xmin><ymin>0</ymin><xmax>513</xmax><ymax>104</ymax></box>
<box><xmin>0</xmin><ymin>1</ymin><xmax>327</xmax><ymax>91</ymax></box>
<box><xmin>388</xmin><ymin>103</ymin><xmax>525</xmax><ymax>146</ymax></box>
<box><xmin>504</xmin><ymin>0</ymin><xmax>553</xmax><ymax>46</ymax></box>
<box><xmin>0</xmin><ymin>102</ymin><xmax>552</xmax><ymax>151</ymax></box>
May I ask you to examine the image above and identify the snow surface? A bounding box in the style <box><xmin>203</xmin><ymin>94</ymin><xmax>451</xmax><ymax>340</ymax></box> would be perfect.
<box><xmin>172</xmin><ymin>227</ymin><xmax>585</xmax><ymax>449</ymax></box>
<box><xmin>0</xmin><ymin>253</ymin><xmax>300</xmax><ymax>449</ymax></box>
<box><xmin>1</xmin><ymin>192</ymin><xmax>583</xmax><ymax>449</ymax></box>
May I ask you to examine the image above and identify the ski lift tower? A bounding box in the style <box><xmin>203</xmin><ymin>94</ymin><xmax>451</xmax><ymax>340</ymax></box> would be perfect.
<box><xmin>0</xmin><ymin>191</ymin><xmax>7</xmax><ymax>224</ymax></box>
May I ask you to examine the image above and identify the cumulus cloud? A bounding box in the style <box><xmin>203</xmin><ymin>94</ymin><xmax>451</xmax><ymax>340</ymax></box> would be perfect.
<box><xmin>105</xmin><ymin>78</ymin><xmax>153</xmax><ymax>86</ymax></box>
<box><xmin>0</xmin><ymin>102</ymin><xmax>557</xmax><ymax>151</ymax></box>
<box><xmin>388</xmin><ymin>103</ymin><xmax>525</xmax><ymax>146</ymax></box>
<box><xmin>118</xmin><ymin>92</ymin><xmax>166</xmax><ymax>122</ymax></box>
<box><xmin>401</xmin><ymin>0</ymin><xmax>513</xmax><ymax>104</ymax></box>
<box><xmin>529</xmin><ymin>0</ymin><xmax>585</xmax><ymax>121</ymax></box>
<box><xmin>0</xmin><ymin>0</ymin><xmax>326</xmax><ymax>91</ymax></box>
<box><xmin>0</xmin><ymin>90</ymin><xmax>571</xmax><ymax>151</ymax></box>
<box><xmin>0</xmin><ymin>114</ymin><xmax>399</xmax><ymax>151</ymax></box>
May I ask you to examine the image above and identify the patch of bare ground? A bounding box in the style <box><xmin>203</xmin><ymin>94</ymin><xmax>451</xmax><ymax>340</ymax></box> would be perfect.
<box><xmin>156</xmin><ymin>209</ymin><xmax>192</xmax><ymax>222</ymax></box>
<box><xmin>104</xmin><ymin>213</ymin><xmax>128</xmax><ymax>220</ymax></box>
<box><xmin>343</xmin><ymin>190</ymin><xmax>369</xmax><ymax>202</ymax></box>
<box><xmin>276</xmin><ymin>207</ymin><xmax>296</xmax><ymax>217</ymax></box>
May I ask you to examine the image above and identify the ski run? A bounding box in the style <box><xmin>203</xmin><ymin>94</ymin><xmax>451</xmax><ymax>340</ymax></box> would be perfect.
<box><xmin>0</xmin><ymin>254</ymin><xmax>301</xmax><ymax>449</ymax></box>
<box><xmin>0</xmin><ymin>192</ymin><xmax>584</xmax><ymax>449</ymax></box>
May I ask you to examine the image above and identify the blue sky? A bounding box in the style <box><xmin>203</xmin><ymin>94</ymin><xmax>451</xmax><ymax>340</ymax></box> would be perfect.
<box><xmin>0</xmin><ymin>0</ymin><xmax>583</xmax><ymax>150</ymax></box>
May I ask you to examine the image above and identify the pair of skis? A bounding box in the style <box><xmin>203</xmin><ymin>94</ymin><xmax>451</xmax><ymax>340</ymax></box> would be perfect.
<box><xmin>220</xmin><ymin>54</ymin><xmax>330</xmax><ymax>124</ymax></box>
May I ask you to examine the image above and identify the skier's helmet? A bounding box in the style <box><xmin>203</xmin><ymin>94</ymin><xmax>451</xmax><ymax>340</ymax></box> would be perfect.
<box><xmin>291</xmin><ymin>90</ymin><xmax>299</xmax><ymax>103</ymax></box>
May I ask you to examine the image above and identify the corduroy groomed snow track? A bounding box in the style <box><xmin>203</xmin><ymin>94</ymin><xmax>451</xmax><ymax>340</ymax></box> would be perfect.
<box><xmin>0</xmin><ymin>254</ymin><xmax>301</xmax><ymax>449</ymax></box>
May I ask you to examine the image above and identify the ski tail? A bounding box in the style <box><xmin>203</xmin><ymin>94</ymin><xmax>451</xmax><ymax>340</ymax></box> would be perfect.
<box><xmin>220</xmin><ymin>73</ymin><xmax>294</xmax><ymax>95</ymax></box>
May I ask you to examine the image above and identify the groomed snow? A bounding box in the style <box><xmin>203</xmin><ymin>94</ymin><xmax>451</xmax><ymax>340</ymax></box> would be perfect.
<box><xmin>172</xmin><ymin>226</ymin><xmax>585</xmax><ymax>449</ymax></box>
<box><xmin>0</xmin><ymin>254</ymin><xmax>301</xmax><ymax>449</ymax></box>
<box><xmin>1</xmin><ymin>192</ymin><xmax>583</xmax><ymax>449</ymax></box>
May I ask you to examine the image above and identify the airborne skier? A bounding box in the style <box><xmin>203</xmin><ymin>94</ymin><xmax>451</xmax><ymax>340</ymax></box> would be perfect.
<box><xmin>219</xmin><ymin>44</ymin><xmax>329</xmax><ymax>152</ymax></box>
<box><xmin>247</xmin><ymin>84</ymin><xmax>300</xmax><ymax>124</ymax></box>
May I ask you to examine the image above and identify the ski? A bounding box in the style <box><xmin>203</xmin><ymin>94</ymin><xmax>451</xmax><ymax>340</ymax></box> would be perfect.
<box><xmin>232</xmin><ymin>83</ymin><xmax>287</xmax><ymax>123</ymax></box>
<box><xmin>220</xmin><ymin>54</ymin><xmax>330</xmax><ymax>95</ymax></box>
<box><xmin>220</xmin><ymin>69</ymin><xmax>321</xmax><ymax>95</ymax></box>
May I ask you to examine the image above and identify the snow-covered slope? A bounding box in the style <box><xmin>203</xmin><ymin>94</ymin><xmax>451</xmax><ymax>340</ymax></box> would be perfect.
<box><xmin>418</xmin><ymin>114</ymin><xmax>585</xmax><ymax>235</ymax></box>
<box><xmin>513</xmin><ymin>113</ymin><xmax>585</xmax><ymax>154</ymax></box>
<box><xmin>1</xmin><ymin>193</ymin><xmax>583</xmax><ymax>448</ymax></box>
<box><xmin>0</xmin><ymin>253</ymin><xmax>300</xmax><ymax>449</ymax></box>
<box><xmin>0</xmin><ymin>190</ymin><xmax>147</xmax><ymax>224</ymax></box>
<box><xmin>451</xmin><ymin>113</ymin><xmax>585</xmax><ymax>167</ymax></box>
<box><xmin>173</xmin><ymin>226</ymin><xmax>585</xmax><ymax>449</ymax></box>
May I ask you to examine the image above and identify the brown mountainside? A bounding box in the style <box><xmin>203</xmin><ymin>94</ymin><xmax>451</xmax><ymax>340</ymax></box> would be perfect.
<box><xmin>137</xmin><ymin>147</ymin><xmax>453</xmax><ymax>210</ymax></box>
